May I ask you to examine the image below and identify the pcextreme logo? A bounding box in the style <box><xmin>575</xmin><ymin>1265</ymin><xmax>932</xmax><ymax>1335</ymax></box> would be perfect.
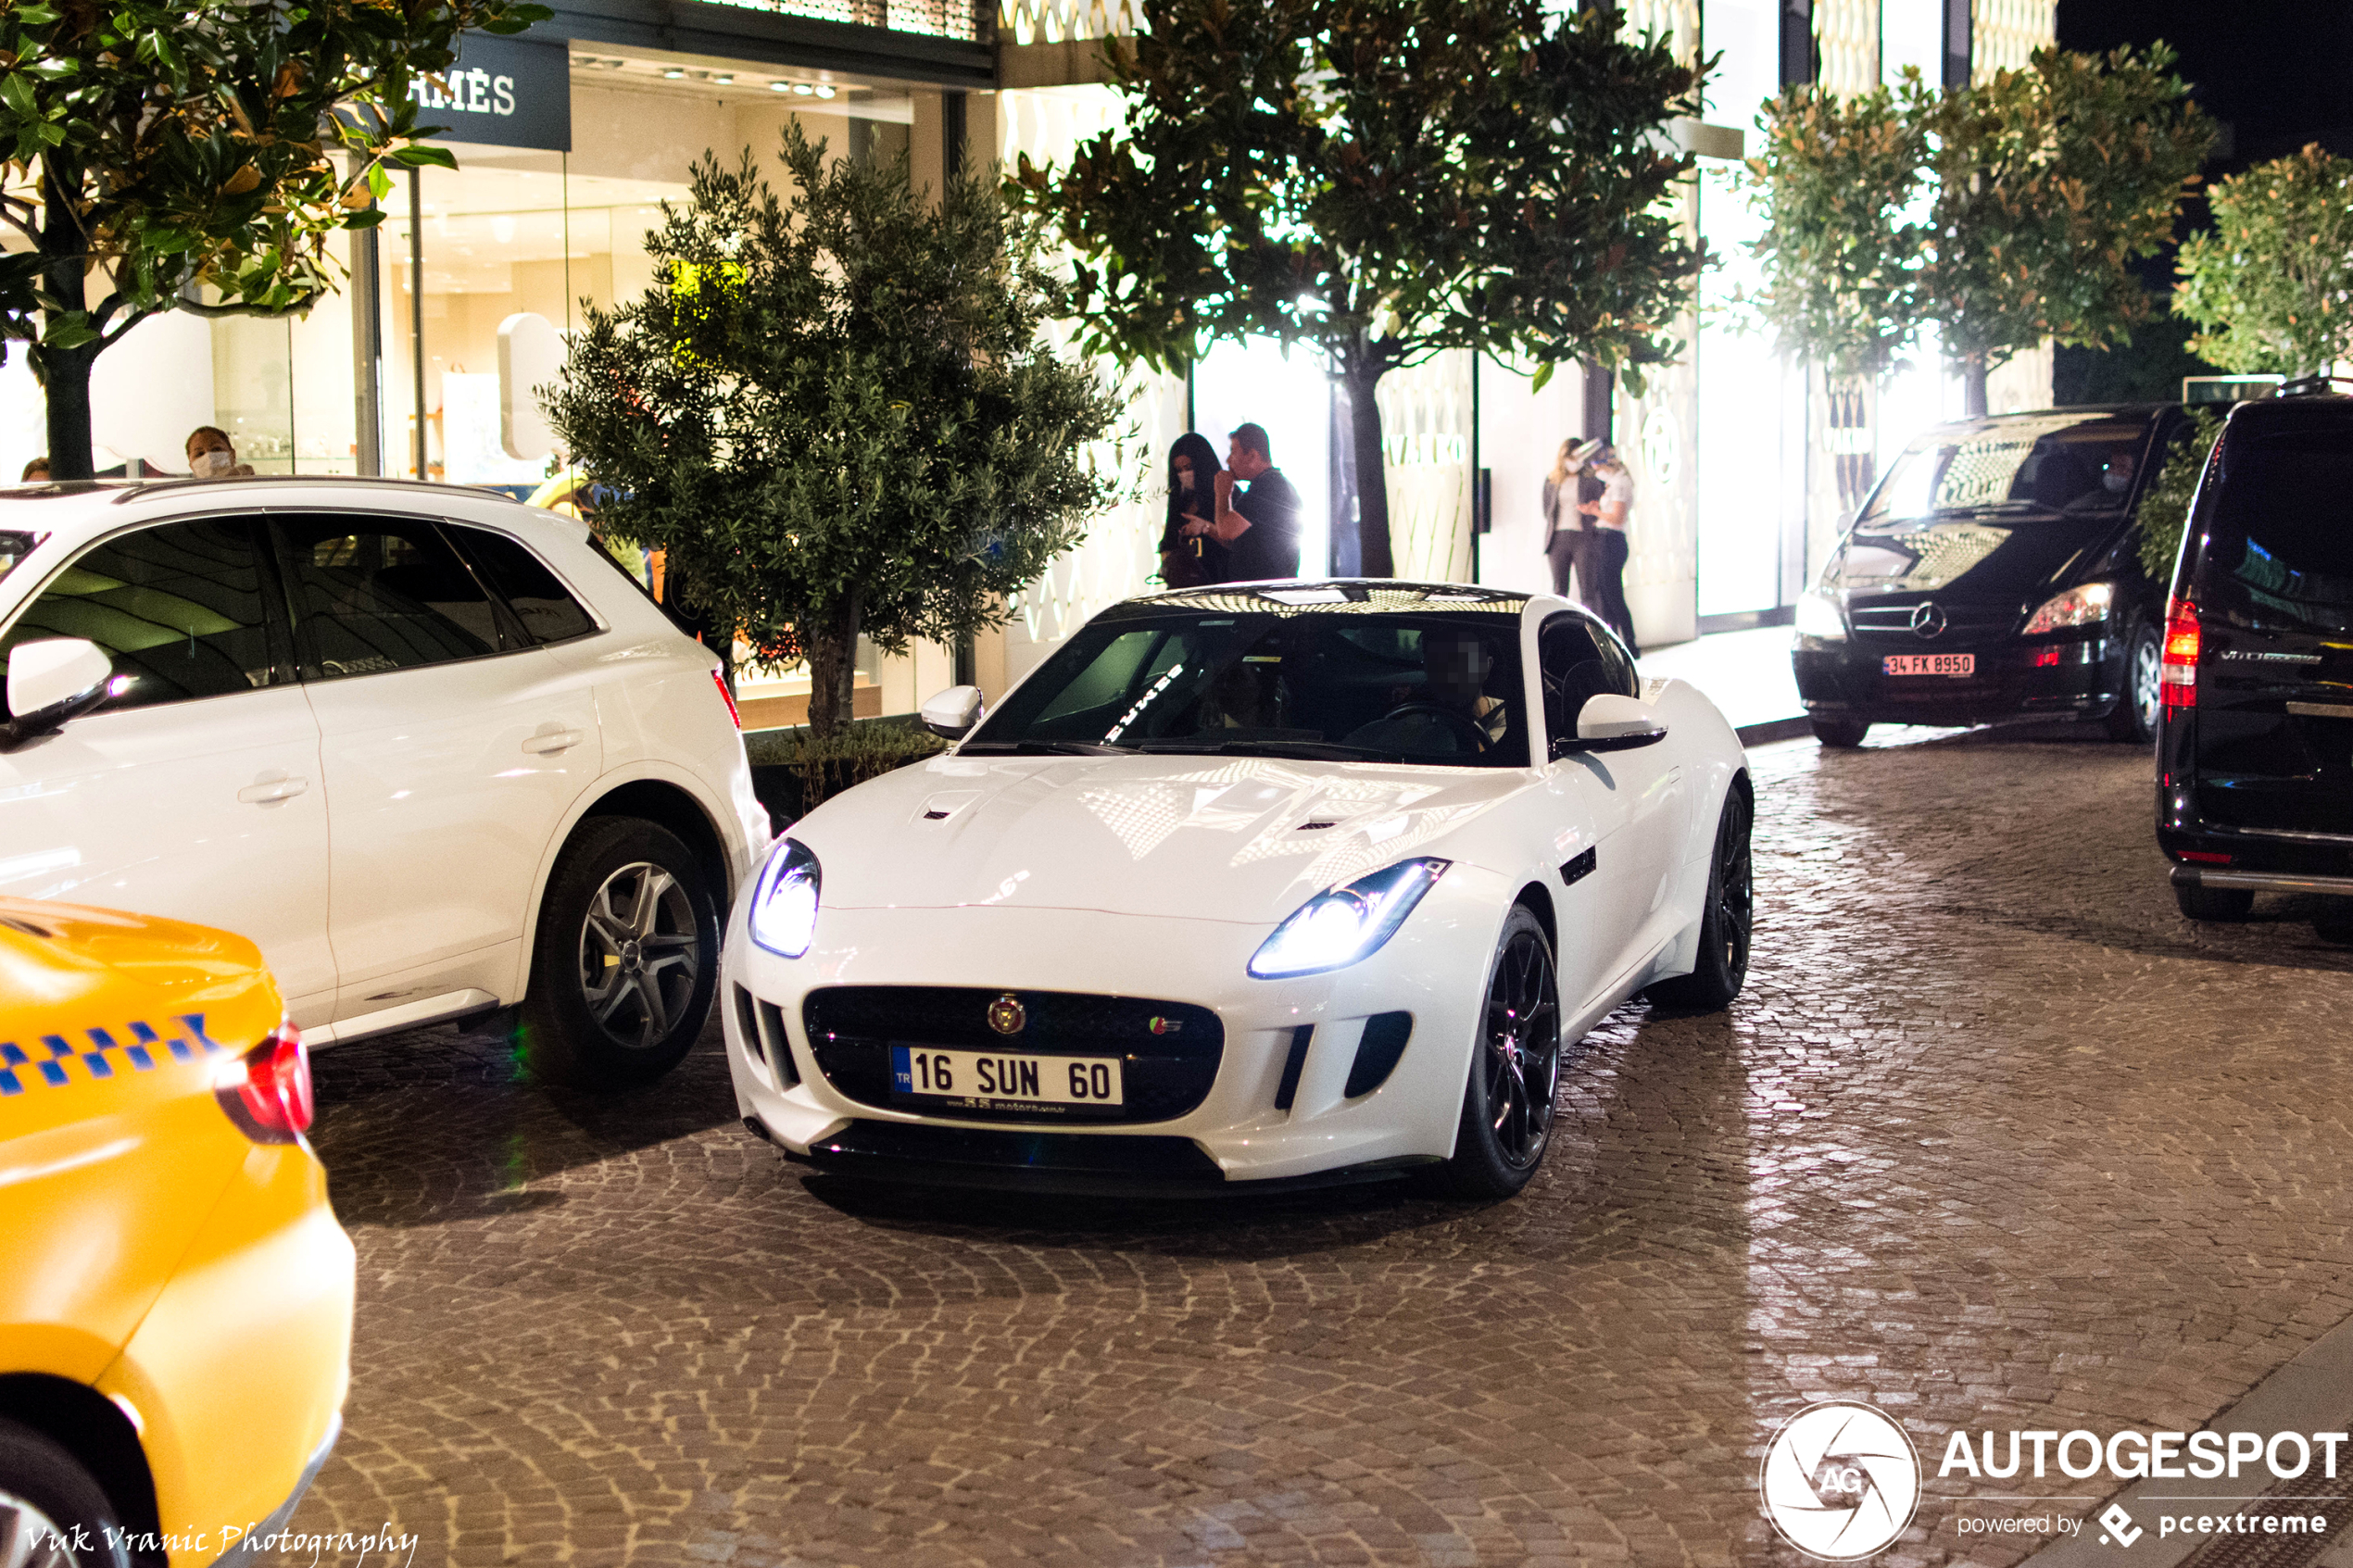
<box><xmin>1760</xmin><ymin>1401</ymin><xmax>1923</xmax><ymax>1561</ymax></box>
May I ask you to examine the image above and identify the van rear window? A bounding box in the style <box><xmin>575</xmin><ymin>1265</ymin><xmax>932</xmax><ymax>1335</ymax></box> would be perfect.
<box><xmin>2203</xmin><ymin>428</ymin><xmax>2353</xmax><ymax>630</ymax></box>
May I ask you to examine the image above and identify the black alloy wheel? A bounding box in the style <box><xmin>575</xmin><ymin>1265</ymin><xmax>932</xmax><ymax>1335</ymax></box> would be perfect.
<box><xmin>1645</xmin><ymin>785</ymin><xmax>1755</xmax><ymax>1011</ymax></box>
<box><xmin>1428</xmin><ymin>906</ymin><xmax>1563</xmax><ymax>1200</ymax></box>
<box><xmin>1811</xmin><ymin>717</ymin><xmax>1870</xmax><ymax>748</ymax></box>
<box><xmin>2105</xmin><ymin>619</ymin><xmax>2162</xmax><ymax>745</ymax></box>
<box><xmin>521</xmin><ymin>816</ymin><xmax>720</xmax><ymax>1088</ymax></box>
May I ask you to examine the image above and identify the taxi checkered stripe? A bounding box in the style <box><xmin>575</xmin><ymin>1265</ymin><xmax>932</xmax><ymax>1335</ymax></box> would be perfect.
<box><xmin>0</xmin><ymin>1014</ymin><xmax>226</xmax><ymax>1096</ymax></box>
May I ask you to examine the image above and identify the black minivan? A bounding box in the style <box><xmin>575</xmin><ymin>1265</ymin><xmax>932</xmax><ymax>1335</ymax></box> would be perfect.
<box><xmin>1793</xmin><ymin>406</ymin><xmax>2192</xmax><ymax>747</ymax></box>
<box><xmin>2158</xmin><ymin>388</ymin><xmax>2353</xmax><ymax>929</ymax></box>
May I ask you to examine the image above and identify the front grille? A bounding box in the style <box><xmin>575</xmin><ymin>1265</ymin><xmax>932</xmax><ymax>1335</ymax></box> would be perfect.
<box><xmin>1850</xmin><ymin>600</ymin><xmax>2019</xmax><ymax>646</ymax></box>
<box><xmin>802</xmin><ymin>986</ymin><xmax>1224</xmax><ymax>1125</ymax></box>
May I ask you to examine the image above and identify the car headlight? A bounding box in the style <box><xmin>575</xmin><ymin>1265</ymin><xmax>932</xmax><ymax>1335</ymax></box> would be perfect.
<box><xmin>1794</xmin><ymin>589</ymin><xmax>1846</xmax><ymax>642</ymax></box>
<box><xmin>2022</xmin><ymin>581</ymin><xmax>2114</xmax><ymax>635</ymax></box>
<box><xmin>1248</xmin><ymin>858</ymin><xmax>1449</xmax><ymax>979</ymax></box>
<box><xmin>749</xmin><ymin>838</ymin><xmax>821</xmax><ymax>958</ymax></box>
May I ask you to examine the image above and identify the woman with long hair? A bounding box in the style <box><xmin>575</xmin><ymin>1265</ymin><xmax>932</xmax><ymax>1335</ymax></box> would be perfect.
<box><xmin>1540</xmin><ymin>436</ymin><xmax>1594</xmax><ymax>599</ymax></box>
<box><xmin>1579</xmin><ymin>443</ymin><xmax>1641</xmax><ymax>655</ymax></box>
<box><xmin>1158</xmin><ymin>433</ymin><xmax>1227</xmax><ymax>588</ymax></box>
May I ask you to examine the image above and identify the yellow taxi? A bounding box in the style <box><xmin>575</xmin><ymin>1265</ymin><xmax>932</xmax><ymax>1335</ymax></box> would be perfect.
<box><xmin>0</xmin><ymin>897</ymin><xmax>354</xmax><ymax>1566</ymax></box>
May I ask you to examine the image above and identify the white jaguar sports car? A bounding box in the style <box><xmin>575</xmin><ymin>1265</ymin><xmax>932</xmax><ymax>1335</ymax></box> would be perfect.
<box><xmin>723</xmin><ymin>582</ymin><xmax>1753</xmax><ymax>1199</ymax></box>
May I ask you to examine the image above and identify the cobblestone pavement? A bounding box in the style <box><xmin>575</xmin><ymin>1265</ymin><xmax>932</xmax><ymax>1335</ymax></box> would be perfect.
<box><xmin>279</xmin><ymin>722</ymin><xmax>2353</xmax><ymax>1568</ymax></box>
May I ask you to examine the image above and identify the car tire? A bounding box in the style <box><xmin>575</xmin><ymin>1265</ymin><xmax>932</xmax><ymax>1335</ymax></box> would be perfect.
<box><xmin>0</xmin><ymin>1416</ymin><xmax>133</xmax><ymax>1568</ymax></box>
<box><xmin>2172</xmin><ymin>881</ymin><xmax>2254</xmax><ymax>922</ymax></box>
<box><xmin>1426</xmin><ymin>906</ymin><xmax>1564</xmax><ymax>1201</ymax></box>
<box><xmin>520</xmin><ymin>816</ymin><xmax>720</xmax><ymax>1089</ymax></box>
<box><xmin>1811</xmin><ymin>717</ymin><xmax>1870</xmax><ymax>748</ymax></box>
<box><xmin>2105</xmin><ymin>619</ymin><xmax>2162</xmax><ymax>745</ymax></box>
<box><xmin>1644</xmin><ymin>786</ymin><xmax>1755</xmax><ymax>1012</ymax></box>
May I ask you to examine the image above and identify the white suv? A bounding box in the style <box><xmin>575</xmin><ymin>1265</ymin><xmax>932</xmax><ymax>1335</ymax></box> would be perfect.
<box><xmin>0</xmin><ymin>478</ymin><xmax>768</xmax><ymax>1087</ymax></box>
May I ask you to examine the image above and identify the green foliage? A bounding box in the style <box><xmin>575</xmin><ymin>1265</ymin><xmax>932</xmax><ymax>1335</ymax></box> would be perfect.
<box><xmin>1013</xmin><ymin>0</ymin><xmax>1703</xmax><ymax>573</ymax></box>
<box><xmin>2135</xmin><ymin>407</ymin><xmax>2222</xmax><ymax>583</ymax></box>
<box><xmin>546</xmin><ymin>126</ymin><xmax>1128</xmax><ymax>740</ymax></box>
<box><xmin>1746</xmin><ymin>47</ymin><xmax>2212</xmax><ymax>397</ymax></box>
<box><xmin>2053</xmin><ymin>315</ymin><xmax>2219</xmax><ymax>406</ymax></box>
<box><xmin>746</xmin><ymin>717</ymin><xmax>947</xmax><ymax>822</ymax></box>
<box><xmin>2174</xmin><ymin>145</ymin><xmax>2353</xmax><ymax>377</ymax></box>
<box><xmin>0</xmin><ymin>0</ymin><xmax>547</xmax><ymax>474</ymax></box>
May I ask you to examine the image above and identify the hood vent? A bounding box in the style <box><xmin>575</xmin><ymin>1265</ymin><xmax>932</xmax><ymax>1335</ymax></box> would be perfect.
<box><xmin>1296</xmin><ymin>820</ymin><xmax>1338</xmax><ymax>832</ymax></box>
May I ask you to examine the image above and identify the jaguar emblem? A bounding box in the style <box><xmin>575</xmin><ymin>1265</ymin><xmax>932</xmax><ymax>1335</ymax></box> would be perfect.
<box><xmin>987</xmin><ymin>994</ymin><xmax>1026</xmax><ymax>1036</ymax></box>
<box><xmin>1909</xmin><ymin>602</ymin><xmax>1948</xmax><ymax>640</ymax></box>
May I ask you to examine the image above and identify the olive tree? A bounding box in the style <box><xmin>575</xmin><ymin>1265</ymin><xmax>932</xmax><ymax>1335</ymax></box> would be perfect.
<box><xmin>546</xmin><ymin>126</ymin><xmax>1128</xmax><ymax>741</ymax></box>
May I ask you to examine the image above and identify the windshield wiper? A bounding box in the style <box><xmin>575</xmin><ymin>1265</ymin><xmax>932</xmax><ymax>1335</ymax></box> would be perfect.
<box><xmin>958</xmin><ymin>739</ymin><xmax>1136</xmax><ymax>756</ymax></box>
<box><xmin>1138</xmin><ymin>739</ymin><xmax>1408</xmax><ymax>762</ymax></box>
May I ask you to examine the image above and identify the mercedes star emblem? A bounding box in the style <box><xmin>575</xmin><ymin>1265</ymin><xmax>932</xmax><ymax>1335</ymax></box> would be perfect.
<box><xmin>1909</xmin><ymin>602</ymin><xmax>1948</xmax><ymax>640</ymax></box>
<box><xmin>987</xmin><ymin>994</ymin><xmax>1026</xmax><ymax>1036</ymax></box>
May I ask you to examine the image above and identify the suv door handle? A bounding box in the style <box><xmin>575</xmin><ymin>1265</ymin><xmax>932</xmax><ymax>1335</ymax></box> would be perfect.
<box><xmin>521</xmin><ymin>727</ymin><xmax>585</xmax><ymax>756</ymax></box>
<box><xmin>237</xmin><ymin>775</ymin><xmax>308</xmax><ymax>804</ymax></box>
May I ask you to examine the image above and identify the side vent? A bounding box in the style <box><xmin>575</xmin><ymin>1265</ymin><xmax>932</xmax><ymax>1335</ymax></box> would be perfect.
<box><xmin>1345</xmin><ymin>1012</ymin><xmax>1413</xmax><ymax>1098</ymax></box>
<box><xmin>1558</xmin><ymin>847</ymin><xmax>1597</xmax><ymax>887</ymax></box>
<box><xmin>1273</xmin><ymin>1025</ymin><xmax>1314</xmax><ymax>1110</ymax></box>
<box><xmin>734</xmin><ymin>984</ymin><xmax>799</xmax><ymax>1087</ymax></box>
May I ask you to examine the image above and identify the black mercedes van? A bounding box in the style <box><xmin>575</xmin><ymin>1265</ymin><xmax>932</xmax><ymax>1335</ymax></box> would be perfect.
<box><xmin>2158</xmin><ymin>387</ymin><xmax>2353</xmax><ymax>928</ymax></box>
<box><xmin>1793</xmin><ymin>405</ymin><xmax>2193</xmax><ymax>747</ymax></box>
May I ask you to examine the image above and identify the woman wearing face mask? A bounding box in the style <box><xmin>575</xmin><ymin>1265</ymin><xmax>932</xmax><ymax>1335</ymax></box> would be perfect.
<box><xmin>185</xmin><ymin>426</ymin><xmax>255</xmax><ymax>479</ymax></box>
<box><xmin>1158</xmin><ymin>433</ymin><xmax>1227</xmax><ymax>588</ymax></box>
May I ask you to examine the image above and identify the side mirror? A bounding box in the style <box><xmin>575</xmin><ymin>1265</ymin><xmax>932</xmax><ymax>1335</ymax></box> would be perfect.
<box><xmin>1552</xmin><ymin>692</ymin><xmax>1667</xmax><ymax>757</ymax></box>
<box><xmin>920</xmin><ymin>684</ymin><xmax>986</xmax><ymax>740</ymax></box>
<box><xmin>2</xmin><ymin>638</ymin><xmax>116</xmax><ymax>753</ymax></box>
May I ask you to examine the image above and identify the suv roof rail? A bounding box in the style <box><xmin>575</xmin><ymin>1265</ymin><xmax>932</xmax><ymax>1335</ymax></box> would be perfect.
<box><xmin>2271</xmin><ymin>374</ymin><xmax>2353</xmax><ymax>398</ymax></box>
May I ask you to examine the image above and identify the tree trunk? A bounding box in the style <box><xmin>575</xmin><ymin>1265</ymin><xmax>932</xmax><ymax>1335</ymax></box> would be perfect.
<box><xmin>39</xmin><ymin>157</ymin><xmax>97</xmax><ymax>481</ymax></box>
<box><xmin>1341</xmin><ymin>363</ymin><xmax>1394</xmax><ymax>580</ymax></box>
<box><xmin>804</xmin><ymin>587</ymin><xmax>865</xmax><ymax>745</ymax></box>
<box><xmin>1960</xmin><ymin>353</ymin><xmax>1990</xmax><ymax>420</ymax></box>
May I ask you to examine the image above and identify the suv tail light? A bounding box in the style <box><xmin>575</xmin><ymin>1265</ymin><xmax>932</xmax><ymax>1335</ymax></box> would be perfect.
<box><xmin>214</xmin><ymin>1023</ymin><xmax>314</xmax><ymax>1144</ymax></box>
<box><xmin>2161</xmin><ymin>598</ymin><xmax>2200</xmax><ymax>709</ymax></box>
<box><xmin>711</xmin><ymin>669</ymin><xmax>741</xmax><ymax>730</ymax></box>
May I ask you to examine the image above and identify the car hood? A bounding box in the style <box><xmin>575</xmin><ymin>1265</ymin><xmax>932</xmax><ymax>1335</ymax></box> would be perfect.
<box><xmin>789</xmin><ymin>753</ymin><xmax>1530</xmax><ymax>925</ymax></box>
<box><xmin>1836</xmin><ymin>510</ymin><xmax>2122</xmax><ymax>603</ymax></box>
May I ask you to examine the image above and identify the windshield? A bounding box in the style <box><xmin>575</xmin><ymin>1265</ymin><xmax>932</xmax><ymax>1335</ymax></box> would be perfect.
<box><xmin>1860</xmin><ymin>416</ymin><xmax>2152</xmax><ymax>525</ymax></box>
<box><xmin>967</xmin><ymin>608</ymin><xmax>1529</xmax><ymax>768</ymax></box>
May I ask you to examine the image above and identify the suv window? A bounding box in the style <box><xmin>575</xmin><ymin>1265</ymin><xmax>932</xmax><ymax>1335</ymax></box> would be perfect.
<box><xmin>0</xmin><ymin>517</ymin><xmax>283</xmax><ymax>715</ymax></box>
<box><xmin>452</xmin><ymin>525</ymin><xmax>598</xmax><ymax>645</ymax></box>
<box><xmin>271</xmin><ymin>515</ymin><xmax>505</xmax><ymax>679</ymax></box>
<box><xmin>2195</xmin><ymin>420</ymin><xmax>2353</xmax><ymax>632</ymax></box>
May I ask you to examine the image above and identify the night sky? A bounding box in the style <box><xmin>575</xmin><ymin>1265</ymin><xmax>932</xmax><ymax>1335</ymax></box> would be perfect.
<box><xmin>2056</xmin><ymin>0</ymin><xmax>2353</xmax><ymax>175</ymax></box>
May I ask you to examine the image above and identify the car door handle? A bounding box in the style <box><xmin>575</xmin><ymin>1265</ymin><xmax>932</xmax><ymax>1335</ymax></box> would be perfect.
<box><xmin>521</xmin><ymin>727</ymin><xmax>585</xmax><ymax>756</ymax></box>
<box><xmin>237</xmin><ymin>776</ymin><xmax>308</xmax><ymax>804</ymax></box>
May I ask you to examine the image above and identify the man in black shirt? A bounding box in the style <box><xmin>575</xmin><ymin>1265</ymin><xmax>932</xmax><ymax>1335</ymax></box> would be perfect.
<box><xmin>1182</xmin><ymin>421</ymin><xmax>1302</xmax><ymax>581</ymax></box>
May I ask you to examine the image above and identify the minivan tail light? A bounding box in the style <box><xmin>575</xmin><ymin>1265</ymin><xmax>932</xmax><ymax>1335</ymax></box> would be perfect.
<box><xmin>711</xmin><ymin>669</ymin><xmax>741</xmax><ymax>729</ymax></box>
<box><xmin>2161</xmin><ymin>598</ymin><xmax>2199</xmax><ymax>709</ymax></box>
<box><xmin>213</xmin><ymin>1023</ymin><xmax>314</xmax><ymax>1144</ymax></box>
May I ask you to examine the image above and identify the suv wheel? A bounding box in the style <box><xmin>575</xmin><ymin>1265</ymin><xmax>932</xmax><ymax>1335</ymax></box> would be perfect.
<box><xmin>1811</xmin><ymin>717</ymin><xmax>1870</xmax><ymax>748</ymax></box>
<box><xmin>522</xmin><ymin>817</ymin><xmax>719</xmax><ymax>1087</ymax></box>
<box><xmin>2172</xmin><ymin>881</ymin><xmax>2253</xmax><ymax>922</ymax></box>
<box><xmin>2105</xmin><ymin>620</ymin><xmax>2162</xmax><ymax>745</ymax></box>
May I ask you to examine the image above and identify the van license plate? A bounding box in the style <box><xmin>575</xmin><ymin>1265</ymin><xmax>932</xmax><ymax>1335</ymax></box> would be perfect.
<box><xmin>891</xmin><ymin>1046</ymin><xmax>1124</xmax><ymax>1111</ymax></box>
<box><xmin>1883</xmin><ymin>654</ymin><xmax>1975</xmax><ymax>677</ymax></box>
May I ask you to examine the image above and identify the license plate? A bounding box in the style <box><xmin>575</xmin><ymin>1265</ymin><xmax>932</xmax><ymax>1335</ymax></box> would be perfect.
<box><xmin>1882</xmin><ymin>653</ymin><xmax>1975</xmax><ymax>678</ymax></box>
<box><xmin>891</xmin><ymin>1045</ymin><xmax>1124</xmax><ymax>1111</ymax></box>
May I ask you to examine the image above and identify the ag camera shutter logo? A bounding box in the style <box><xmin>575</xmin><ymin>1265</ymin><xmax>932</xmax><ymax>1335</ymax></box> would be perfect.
<box><xmin>1760</xmin><ymin>1401</ymin><xmax>1922</xmax><ymax>1561</ymax></box>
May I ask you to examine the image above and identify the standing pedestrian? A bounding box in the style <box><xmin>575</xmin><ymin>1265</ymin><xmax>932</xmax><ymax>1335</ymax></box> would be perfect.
<box><xmin>184</xmin><ymin>426</ymin><xmax>255</xmax><ymax>478</ymax></box>
<box><xmin>1185</xmin><ymin>422</ymin><xmax>1302</xmax><ymax>582</ymax></box>
<box><xmin>1158</xmin><ymin>433</ymin><xmax>1227</xmax><ymax>588</ymax></box>
<box><xmin>1540</xmin><ymin>437</ymin><xmax>1596</xmax><ymax>598</ymax></box>
<box><xmin>1578</xmin><ymin>443</ymin><xmax>1640</xmax><ymax>655</ymax></box>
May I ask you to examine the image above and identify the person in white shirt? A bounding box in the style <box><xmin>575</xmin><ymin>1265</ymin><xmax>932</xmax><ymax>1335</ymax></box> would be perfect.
<box><xmin>1576</xmin><ymin>443</ymin><xmax>1640</xmax><ymax>655</ymax></box>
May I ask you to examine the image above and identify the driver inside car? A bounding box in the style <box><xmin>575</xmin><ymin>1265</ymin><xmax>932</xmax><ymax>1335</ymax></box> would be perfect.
<box><xmin>1344</xmin><ymin>627</ymin><xmax>1507</xmax><ymax>755</ymax></box>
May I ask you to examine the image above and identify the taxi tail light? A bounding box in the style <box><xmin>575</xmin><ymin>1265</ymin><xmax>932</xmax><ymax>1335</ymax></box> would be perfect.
<box><xmin>214</xmin><ymin>1023</ymin><xmax>314</xmax><ymax>1144</ymax></box>
<box><xmin>711</xmin><ymin>669</ymin><xmax>742</xmax><ymax>730</ymax></box>
<box><xmin>2161</xmin><ymin>598</ymin><xmax>2200</xmax><ymax>709</ymax></box>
